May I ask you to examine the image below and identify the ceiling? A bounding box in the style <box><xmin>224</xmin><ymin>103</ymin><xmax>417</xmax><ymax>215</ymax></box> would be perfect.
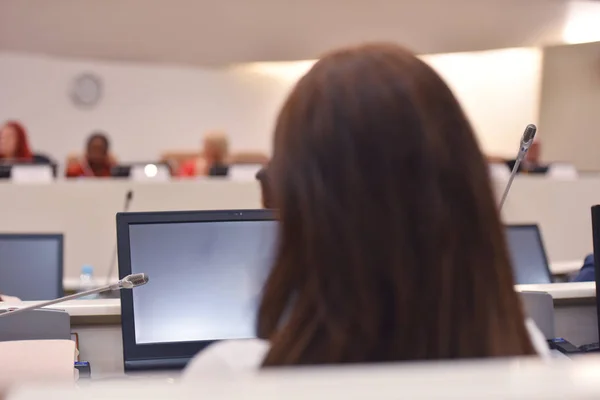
<box><xmin>0</xmin><ymin>0</ymin><xmax>577</xmax><ymax>66</ymax></box>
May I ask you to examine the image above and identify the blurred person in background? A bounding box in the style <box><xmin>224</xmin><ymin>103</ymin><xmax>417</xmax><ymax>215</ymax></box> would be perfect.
<box><xmin>178</xmin><ymin>131</ymin><xmax>229</xmax><ymax>177</ymax></box>
<box><xmin>185</xmin><ymin>43</ymin><xmax>547</xmax><ymax>374</ymax></box>
<box><xmin>506</xmin><ymin>141</ymin><xmax>548</xmax><ymax>174</ymax></box>
<box><xmin>0</xmin><ymin>121</ymin><xmax>33</xmax><ymax>163</ymax></box>
<box><xmin>572</xmin><ymin>254</ymin><xmax>595</xmax><ymax>282</ymax></box>
<box><xmin>66</xmin><ymin>132</ymin><xmax>115</xmax><ymax>178</ymax></box>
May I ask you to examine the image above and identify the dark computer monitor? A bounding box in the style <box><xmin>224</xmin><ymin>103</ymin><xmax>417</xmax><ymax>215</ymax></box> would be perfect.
<box><xmin>0</xmin><ymin>234</ymin><xmax>64</xmax><ymax>300</ymax></box>
<box><xmin>590</xmin><ymin>206</ymin><xmax>600</xmax><ymax>344</ymax></box>
<box><xmin>505</xmin><ymin>224</ymin><xmax>552</xmax><ymax>284</ymax></box>
<box><xmin>117</xmin><ymin>209</ymin><xmax>276</xmax><ymax>371</ymax></box>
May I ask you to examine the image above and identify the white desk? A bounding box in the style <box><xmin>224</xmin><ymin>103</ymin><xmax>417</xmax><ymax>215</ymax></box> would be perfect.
<box><xmin>11</xmin><ymin>357</ymin><xmax>600</xmax><ymax>400</ymax></box>
<box><xmin>0</xmin><ymin>298</ymin><xmax>122</xmax><ymax>376</ymax></box>
<box><xmin>0</xmin><ymin>282</ymin><xmax>594</xmax><ymax>377</ymax></box>
<box><xmin>517</xmin><ymin>281</ymin><xmax>597</xmax><ymax>346</ymax></box>
<box><xmin>516</xmin><ymin>282</ymin><xmax>595</xmax><ymax>300</ymax></box>
<box><xmin>0</xmin><ymin>299</ymin><xmax>120</xmax><ymax>318</ymax></box>
<box><xmin>549</xmin><ymin>260</ymin><xmax>582</xmax><ymax>276</ymax></box>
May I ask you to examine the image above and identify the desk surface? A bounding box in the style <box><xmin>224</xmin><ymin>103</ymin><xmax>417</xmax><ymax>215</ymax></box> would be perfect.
<box><xmin>515</xmin><ymin>282</ymin><xmax>595</xmax><ymax>299</ymax></box>
<box><xmin>0</xmin><ymin>299</ymin><xmax>120</xmax><ymax>317</ymax></box>
<box><xmin>0</xmin><ymin>283</ymin><xmax>594</xmax><ymax>319</ymax></box>
<box><xmin>549</xmin><ymin>260</ymin><xmax>581</xmax><ymax>275</ymax></box>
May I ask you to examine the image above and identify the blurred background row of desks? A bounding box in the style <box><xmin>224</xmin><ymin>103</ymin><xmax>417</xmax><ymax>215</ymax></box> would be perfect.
<box><xmin>0</xmin><ymin>176</ymin><xmax>595</xmax><ymax>280</ymax></box>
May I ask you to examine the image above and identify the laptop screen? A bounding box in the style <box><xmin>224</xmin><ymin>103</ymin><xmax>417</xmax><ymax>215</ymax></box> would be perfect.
<box><xmin>505</xmin><ymin>225</ymin><xmax>551</xmax><ymax>284</ymax></box>
<box><xmin>128</xmin><ymin>219</ymin><xmax>277</xmax><ymax>345</ymax></box>
<box><xmin>0</xmin><ymin>234</ymin><xmax>63</xmax><ymax>300</ymax></box>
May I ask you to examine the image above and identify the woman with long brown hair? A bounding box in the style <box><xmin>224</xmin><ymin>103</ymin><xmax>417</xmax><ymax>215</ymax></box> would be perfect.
<box><xmin>186</xmin><ymin>43</ymin><xmax>547</xmax><ymax>374</ymax></box>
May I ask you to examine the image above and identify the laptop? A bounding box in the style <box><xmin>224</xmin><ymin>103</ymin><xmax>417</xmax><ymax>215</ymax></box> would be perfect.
<box><xmin>117</xmin><ymin>209</ymin><xmax>276</xmax><ymax>371</ymax></box>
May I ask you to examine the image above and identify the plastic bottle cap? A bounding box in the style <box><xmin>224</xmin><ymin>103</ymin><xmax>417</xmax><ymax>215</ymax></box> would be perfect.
<box><xmin>81</xmin><ymin>265</ymin><xmax>94</xmax><ymax>276</ymax></box>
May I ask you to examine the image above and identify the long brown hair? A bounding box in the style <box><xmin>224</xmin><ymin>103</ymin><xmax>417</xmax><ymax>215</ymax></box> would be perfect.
<box><xmin>257</xmin><ymin>43</ymin><xmax>535</xmax><ymax>366</ymax></box>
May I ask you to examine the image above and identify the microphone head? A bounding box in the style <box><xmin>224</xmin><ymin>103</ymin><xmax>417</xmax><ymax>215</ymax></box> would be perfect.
<box><xmin>521</xmin><ymin>124</ymin><xmax>537</xmax><ymax>145</ymax></box>
<box><xmin>126</xmin><ymin>190</ymin><xmax>134</xmax><ymax>201</ymax></box>
<box><xmin>119</xmin><ymin>273</ymin><xmax>149</xmax><ymax>289</ymax></box>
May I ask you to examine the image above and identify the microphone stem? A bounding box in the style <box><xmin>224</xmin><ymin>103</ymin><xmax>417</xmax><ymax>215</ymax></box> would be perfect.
<box><xmin>0</xmin><ymin>284</ymin><xmax>118</xmax><ymax>318</ymax></box>
<box><xmin>499</xmin><ymin>155</ymin><xmax>523</xmax><ymax>211</ymax></box>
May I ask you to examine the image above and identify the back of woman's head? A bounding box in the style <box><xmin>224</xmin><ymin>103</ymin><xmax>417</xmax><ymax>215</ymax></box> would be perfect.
<box><xmin>257</xmin><ymin>43</ymin><xmax>534</xmax><ymax>366</ymax></box>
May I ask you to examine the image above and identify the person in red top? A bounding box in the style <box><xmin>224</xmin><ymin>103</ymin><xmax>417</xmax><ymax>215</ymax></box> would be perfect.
<box><xmin>0</xmin><ymin>121</ymin><xmax>33</xmax><ymax>163</ymax></box>
<box><xmin>66</xmin><ymin>132</ymin><xmax>115</xmax><ymax>178</ymax></box>
<box><xmin>178</xmin><ymin>131</ymin><xmax>229</xmax><ymax>177</ymax></box>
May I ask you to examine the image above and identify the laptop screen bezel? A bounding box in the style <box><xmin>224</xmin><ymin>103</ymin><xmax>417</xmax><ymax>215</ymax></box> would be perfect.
<box><xmin>116</xmin><ymin>209</ymin><xmax>275</xmax><ymax>371</ymax></box>
<box><xmin>590</xmin><ymin>206</ymin><xmax>600</xmax><ymax>345</ymax></box>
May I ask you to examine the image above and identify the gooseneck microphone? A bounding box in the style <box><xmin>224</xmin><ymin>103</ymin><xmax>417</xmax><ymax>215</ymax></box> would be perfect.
<box><xmin>498</xmin><ymin>124</ymin><xmax>537</xmax><ymax>211</ymax></box>
<box><xmin>0</xmin><ymin>273</ymin><xmax>149</xmax><ymax>318</ymax></box>
<box><xmin>105</xmin><ymin>190</ymin><xmax>134</xmax><ymax>283</ymax></box>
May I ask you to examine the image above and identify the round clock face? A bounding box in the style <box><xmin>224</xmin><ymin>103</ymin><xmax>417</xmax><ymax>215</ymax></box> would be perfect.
<box><xmin>70</xmin><ymin>73</ymin><xmax>103</xmax><ymax>108</ymax></box>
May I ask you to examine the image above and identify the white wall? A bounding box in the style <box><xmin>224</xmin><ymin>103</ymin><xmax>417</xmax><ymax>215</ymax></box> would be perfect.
<box><xmin>0</xmin><ymin>53</ymin><xmax>288</xmax><ymax>163</ymax></box>
<box><xmin>421</xmin><ymin>48</ymin><xmax>542</xmax><ymax>157</ymax></box>
<box><xmin>232</xmin><ymin>47</ymin><xmax>544</xmax><ymax>158</ymax></box>
<box><xmin>538</xmin><ymin>41</ymin><xmax>600</xmax><ymax>171</ymax></box>
<box><xmin>0</xmin><ymin>47</ymin><xmax>542</xmax><ymax>163</ymax></box>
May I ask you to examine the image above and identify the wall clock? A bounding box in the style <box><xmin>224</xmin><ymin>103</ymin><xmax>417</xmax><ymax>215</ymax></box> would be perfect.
<box><xmin>70</xmin><ymin>73</ymin><xmax>103</xmax><ymax>108</ymax></box>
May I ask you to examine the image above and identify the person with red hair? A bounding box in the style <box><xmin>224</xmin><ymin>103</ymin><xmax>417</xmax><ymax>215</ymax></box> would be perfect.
<box><xmin>0</xmin><ymin>121</ymin><xmax>33</xmax><ymax>162</ymax></box>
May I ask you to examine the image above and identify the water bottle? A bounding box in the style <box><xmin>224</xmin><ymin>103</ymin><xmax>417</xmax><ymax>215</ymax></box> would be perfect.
<box><xmin>78</xmin><ymin>265</ymin><xmax>97</xmax><ymax>300</ymax></box>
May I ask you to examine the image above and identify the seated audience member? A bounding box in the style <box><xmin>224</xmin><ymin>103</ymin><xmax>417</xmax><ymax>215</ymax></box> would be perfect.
<box><xmin>66</xmin><ymin>132</ymin><xmax>115</xmax><ymax>178</ymax></box>
<box><xmin>178</xmin><ymin>132</ymin><xmax>229</xmax><ymax>177</ymax></box>
<box><xmin>185</xmin><ymin>43</ymin><xmax>547</xmax><ymax>374</ymax></box>
<box><xmin>506</xmin><ymin>141</ymin><xmax>548</xmax><ymax>174</ymax></box>
<box><xmin>0</xmin><ymin>121</ymin><xmax>33</xmax><ymax>163</ymax></box>
<box><xmin>572</xmin><ymin>254</ymin><xmax>595</xmax><ymax>282</ymax></box>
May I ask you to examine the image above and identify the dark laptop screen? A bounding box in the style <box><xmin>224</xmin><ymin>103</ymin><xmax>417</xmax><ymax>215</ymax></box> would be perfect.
<box><xmin>0</xmin><ymin>234</ymin><xmax>63</xmax><ymax>300</ymax></box>
<box><xmin>505</xmin><ymin>225</ymin><xmax>552</xmax><ymax>284</ymax></box>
